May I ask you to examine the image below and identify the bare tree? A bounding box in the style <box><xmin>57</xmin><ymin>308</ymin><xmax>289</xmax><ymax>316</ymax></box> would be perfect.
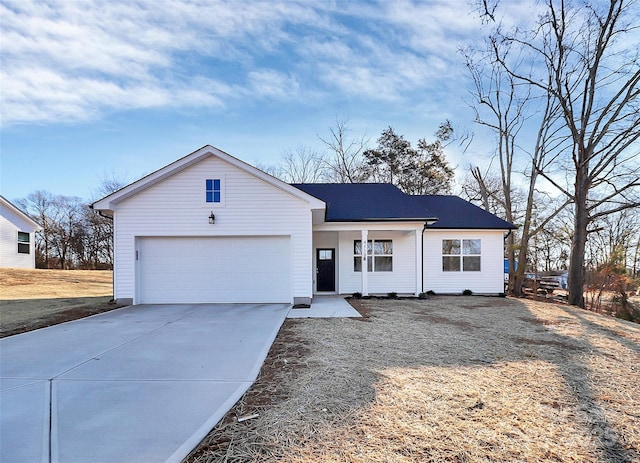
<box><xmin>319</xmin><ymin>117</ymin><xmax>369</xmax><ymax>183</ymax></box>
<box><xmin>279</xmin><ymin>146</ymin><xmax>328</xmax><ymax>183</ymax></box>
<box><xmin>461</xmin><ymin>167</ymin><xmax>505</xmax><ymax>214</ymax></box>
<box><xmin>464</xmin><ymin>36</ymin><xmax>571</xmax><ymax>295</ymax></box>
<box><xmin>487</xmin><ymin>0</ymin><xmax>640</xmax><ymax>307</ymax></box>
<box><xmin>86</xmin><ymin>175</ymin><xmax>128</xmax><ymax>269</ymax></box>
<box><xmin>16</xmin><ymin>191</ymin><xmax>57</xmax><ymax>268</ymax></box>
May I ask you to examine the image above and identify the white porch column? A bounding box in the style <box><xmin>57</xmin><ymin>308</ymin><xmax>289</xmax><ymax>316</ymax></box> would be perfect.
<box><xmin>361</xmin><ymin>228</ymin><xmax>368</xmax><ymax>296</ymax></box>
<box><xmin>415</xmin><ymin>228</ymin><xmax>423</xmax><ymax>296</ymax></box>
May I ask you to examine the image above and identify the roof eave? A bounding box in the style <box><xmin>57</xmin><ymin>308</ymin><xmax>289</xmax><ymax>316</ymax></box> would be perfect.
<box><xmin>0</xmin><ymin>195</ymin><xmax>41</xmax><ymax>230</ymax></box>
<box><xmin>326</xmin><ymin>217</ymin><xmax>439</xmax><ymax>222</ymax></box>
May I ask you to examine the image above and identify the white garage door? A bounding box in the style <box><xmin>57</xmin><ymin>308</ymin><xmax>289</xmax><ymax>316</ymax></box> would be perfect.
<box><xmin>137</xmin><ymin>236</ymin><xmax>291</xmax><ymax>304</ymax></box>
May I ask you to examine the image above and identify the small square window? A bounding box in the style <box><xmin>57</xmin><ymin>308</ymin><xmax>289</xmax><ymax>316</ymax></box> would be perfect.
<box><xmin>206</xmin><ymin>178</ymin><xmax>221</xmax><ymax>203</ymax></box>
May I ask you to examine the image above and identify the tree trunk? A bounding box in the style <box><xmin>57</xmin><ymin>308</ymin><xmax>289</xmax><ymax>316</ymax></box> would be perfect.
<box><xmin>568</xmin><ymin>170</ymin><xmax>590</xmax><ymax>307</ymax></box>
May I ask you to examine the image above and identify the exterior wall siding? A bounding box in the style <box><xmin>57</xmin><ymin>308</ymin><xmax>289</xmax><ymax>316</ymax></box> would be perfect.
<box><xmin>337</xmin><ymin>230</ymin><xmax>417</xmax><ymax>295</ymax></box>
<box><xmin>423</xmin><ymin>230</ymin><xmax>506</xmax><ymax>294</ymax></box>
<box><xmin>0</xmin><ymin>208</ymin><xmax>36</xmax><ymax>269</ymax></box>
<box><xmin>112</xmin><ymin>155</ymin><xmax>313</xmax><ymax>303</ymax></box>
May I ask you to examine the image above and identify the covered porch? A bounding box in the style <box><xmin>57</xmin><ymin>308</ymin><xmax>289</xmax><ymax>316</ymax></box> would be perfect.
<box><xmin>311</xmin><ymin>222</ymin><xmax>427</xmax><ymax>297</ymax></box>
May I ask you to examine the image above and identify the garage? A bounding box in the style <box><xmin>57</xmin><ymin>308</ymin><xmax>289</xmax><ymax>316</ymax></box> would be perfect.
<box><xmin>136</xmin><ymin>236</ymin><xmax>291</xmax><ymax>304</ymax></box>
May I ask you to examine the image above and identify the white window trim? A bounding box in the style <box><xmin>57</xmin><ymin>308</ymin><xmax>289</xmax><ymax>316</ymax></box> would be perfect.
<box><xmin>442</xmin><ymin>239</ymin><xmax>481</xmax><ymax>272</ymax></box>
<box><xmin>354</xmin><ymin>239</ymin><xmax>393</xmax><ymax>272</ymax></box>
<box><xmin>17</xmin><ymin>231</ymin><xmax>30</xmax><ymax>254</ymax></box>
<box><xmin>204</xmin><ymin>175</ymin><xmax>226</xmax><ymax>207</ymax></box>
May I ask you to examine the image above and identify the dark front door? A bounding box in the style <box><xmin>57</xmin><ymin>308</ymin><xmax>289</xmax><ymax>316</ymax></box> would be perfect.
<box><xmin>316</xmin><ymin>248</ymin><xmax>336</xmax><ymax>292</ymax></box>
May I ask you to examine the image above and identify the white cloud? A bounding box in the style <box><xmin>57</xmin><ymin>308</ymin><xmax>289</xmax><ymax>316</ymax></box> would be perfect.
<box><xmin>0</xmin><ymin>0</ymin><xmax>512</xmax><ymax>126</ymax></box>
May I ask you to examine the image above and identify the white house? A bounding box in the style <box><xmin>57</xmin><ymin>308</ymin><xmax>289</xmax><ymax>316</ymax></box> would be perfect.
<box><xmin>92</xmin><ymin>145</ymin><xmax>515</xmax><ymax>305</ymax></box>
<box><xmin>0</xmin><ymin>196</ymin><xmax>40</xmax><ymax>269</ymax></box>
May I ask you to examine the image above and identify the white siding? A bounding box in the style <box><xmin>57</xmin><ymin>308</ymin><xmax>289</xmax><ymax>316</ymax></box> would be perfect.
<box><xmin>0</xmin><ymin>206</ymin><xmax>36</xmax><ymax>269</ymax></box>
<box><xmin>423</xmin><ymin>230</ymin><xmax>506</xmax><ymax>294</ymax></box>
<box><xmin>337</xmin><ymin>230</ymin><xmax>417</xmax><ymax>295</ymax></box>
<box><xmin>112</xmin><ymin>155</ymin><xmax>313</xmax><ymax>303</ymax></box>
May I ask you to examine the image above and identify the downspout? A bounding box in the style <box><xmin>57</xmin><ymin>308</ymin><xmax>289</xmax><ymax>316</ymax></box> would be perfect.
<box><xmin>421</xmin><ymin>225</ymin><xmax>425</xmax><ymax>294</ymax></box>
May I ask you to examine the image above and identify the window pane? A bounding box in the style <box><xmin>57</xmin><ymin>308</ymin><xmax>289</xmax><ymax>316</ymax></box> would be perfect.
<box><xmin>206</xmin><ymin>191</ymin><xmax>213</xmax><ymax>202</ymax></box>
<box><xmin>18</xmin><ymin>243</ymin><xmax>30</xmax><ymax>254</ymax></box>
<box><xmin>382</xmin><ymin>240</ymin><xmax>393</xmax><ymax>254</ymax></box>
<box><xmin>354</xmin><ymin>240</ymin><xmax>362</xmax><ymax>255</ymax></box>
<box><xmin>213</xmin><ymin>191</ymin><xmax>221</xmax><ymax>202</ymax></box>
<box><xmin>463</xmin><ymin>239</ymin><xmax>481</xmax><ymax>255</ymax></box>
<box><xmin>366</xmin><ymin>240</ymin><xmax>373</xmax><ymax>255</ymax></box>
<box><xmin>213</xmin><ymin>179</ymin><xmax>221</xmax><ymax>190</ymax></box>
<box><xmin>355</xmin><ymin>257</ymin><xmax>373</xmax><ymax>272</ymax></box>
<box><xmin>206</xmin><ymin>179</ymin><xmax>213</xmax><ymax>190</ymax></box>
<box><xmin>375</xmin><ymin>256</ymin><xmax>392</xmax><ymax>271</ymax></box>
<box><xmin>374</xmin><ymin>241</ymin><xmax>384</xmax><ymax>255</ymax></box>
<box><xmin>463</xmin><ymin>256</ymin><xmax>481</xmax><ymax>271</ymax></box>
<box><xmin>320</xmin><ymin>250</ymin><xmax>333</xmax><ymax>260</ymax></box>
<box><xmin>442</xmin><ymin>256</ymin><xmax>460</xmax><ymax>271</ymax></box>
<box><xmin>374</xmin><ymin>240</ymin><xmax>393</xmax><ymax>255</ymax></box>
<box><xmin>442</xmin><ymin>240</ymin><xmax>460</xmax><ymax>255</ymax></box>
<box><xmin>18</xmin><ymin>232</ymin><xmax>30</xmax><ymax>243</ymax></box>
<box><xmin>367</xmin><ymin>258</ymin><xmax>372</xmax><ymax>272</ymax></box>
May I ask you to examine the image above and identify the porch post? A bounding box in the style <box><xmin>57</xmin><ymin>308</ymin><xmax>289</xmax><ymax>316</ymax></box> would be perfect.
<box><xmin>361</xmin><ymin>229</ymin><xmax>368</xmax><ymax>296</ymax></box>
<box><xmin>415</xmin><ymin>228</ymin><xmax>422</xmax><ymax>296</ymax></box>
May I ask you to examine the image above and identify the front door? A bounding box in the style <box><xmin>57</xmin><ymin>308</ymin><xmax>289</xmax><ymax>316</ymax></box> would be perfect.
<box><xmin>316</xmin><ymin>248</ymin><xmax>336</xmax><ymax>292</ymax></box>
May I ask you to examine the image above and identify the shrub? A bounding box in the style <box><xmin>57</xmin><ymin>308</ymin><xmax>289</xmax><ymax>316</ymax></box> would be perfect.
<box><xmin>387</xmin><ymin>292</ymin><xmax>398</xmax><ymax>299</ymax></box>
<box><xmin>352</xmin><ymin>292</ymin><xmax>362</xmax><ymax>299</ymax></box>
<box><xmin>462</xmin><ymin>289</ymin><xmax>473</xmax><ymax>296</ymax></box>
<box><xmin>427</xmin><ymin>290</ymin><xmax>436</xmax><ymax>296</ymax></box>
<box><xmin>418</xmin><ymin>292</ymin><xmax>428</xmax><ymax>299</ymax></box>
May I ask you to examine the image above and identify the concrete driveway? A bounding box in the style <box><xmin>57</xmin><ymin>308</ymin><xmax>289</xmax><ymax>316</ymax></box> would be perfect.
<box><xmin>0</xmin><ymin>303</ymin><xmax>290</xmax><ymax>463</ymax></box>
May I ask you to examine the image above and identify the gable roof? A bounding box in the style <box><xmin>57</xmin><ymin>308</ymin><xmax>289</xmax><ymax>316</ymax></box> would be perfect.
<box><xmin>0</xmin><ymin>195</ymin><xmax>41</xmax><ymax>230</ymax></box>
<box><xmin>92</xmin><ymin>145</ymin><xmax>326</xmax><ymax>213</ymax></box>
<box><xmin>292</xmin><ymin>183</ymin><xmax>516</xmax><ymax>229</ymax></box>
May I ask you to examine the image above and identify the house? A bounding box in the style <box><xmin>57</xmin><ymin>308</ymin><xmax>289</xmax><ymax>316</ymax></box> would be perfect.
<box><xmin>92</xmin><ymin>145</ymin><xmax>516</xmax><ymax>305</ymax></box>
<box><xmin>0</xmin><ymin>196</ymin><xmax>40</xmax><ymax>269</ymax></box>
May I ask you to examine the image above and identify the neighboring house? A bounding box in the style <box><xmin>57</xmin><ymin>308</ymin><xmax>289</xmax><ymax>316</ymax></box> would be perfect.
<box><xmin>0</xmin><ymin>196</ymin><xmax>40</xmax><ymax>269</ymax></box>
<box><xmin>92</xmin><ymin>145</ymin><xmax>516</xmax><ymax>305</ymax></box>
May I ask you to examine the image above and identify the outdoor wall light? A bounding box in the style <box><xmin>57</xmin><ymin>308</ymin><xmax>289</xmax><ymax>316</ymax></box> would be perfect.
<box><xmin>208</xmin><ymin>211</ymin><xmax>216</xmax><ymax>224</ymax></box>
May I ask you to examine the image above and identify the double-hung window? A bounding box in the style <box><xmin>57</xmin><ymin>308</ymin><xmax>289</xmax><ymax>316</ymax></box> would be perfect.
<box><xmin>442</xmin><ymin>239</ymin><xmax>481</xmax><ymax>272</ymax></box>
<box><xmin>18</xmin><ymin>231</ymin><xmax>30</xmax><ymax>254</ymax></box>
<box><xmin>206</xmin><ymin>179</ymin><xmax>221</xmax><ymax>203</ymax></box>
<box><xmin>354</xmin><ymin>239</ymin><xmax>392</xmax><ymax>272</ymax></box>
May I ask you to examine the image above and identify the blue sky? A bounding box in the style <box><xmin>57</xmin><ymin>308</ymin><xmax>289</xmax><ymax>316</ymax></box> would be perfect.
<box><xmin>0</xmin><ymin>0</ymin><xmax>537</xmax><ymax>202</ymax></box>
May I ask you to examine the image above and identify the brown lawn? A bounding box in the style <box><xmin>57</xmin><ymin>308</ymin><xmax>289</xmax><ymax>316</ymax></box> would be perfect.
<box><xmin>186</xmin><ymin>297</ymin><xmax>640</xmax><ymax>463</ymax></box>
<box><xmin>0</xmin><ymin>268</ymin><xmax>122</xmax><ymax>337</ymax></box>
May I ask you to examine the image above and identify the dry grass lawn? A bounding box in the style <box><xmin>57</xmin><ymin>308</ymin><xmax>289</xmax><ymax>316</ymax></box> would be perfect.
<box><xmin>186</xmin><ymin>297</ymin><xmax>640</xmax><ymax>463</ymax></box>
<box><xmin>0</xmin><ymin>268</ymin><xmax>119</xmax><ymax>337</ymax></box>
